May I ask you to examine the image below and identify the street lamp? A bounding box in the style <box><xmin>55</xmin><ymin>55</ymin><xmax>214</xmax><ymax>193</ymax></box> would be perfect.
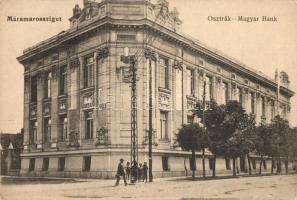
<box><xmin>120</xmin><ymin>47</ymin><xmax>138</xmax><ymax>173</ymax></box>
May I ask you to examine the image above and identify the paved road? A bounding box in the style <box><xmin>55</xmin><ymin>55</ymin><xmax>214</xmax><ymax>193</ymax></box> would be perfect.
<box><xmin>1</xmin><ymin>174</ymin><xmax>297</xmax><ymax>200</ymax></box>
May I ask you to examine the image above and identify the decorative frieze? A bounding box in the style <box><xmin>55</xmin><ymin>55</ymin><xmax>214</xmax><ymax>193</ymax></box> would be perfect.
<box><xmin>159</xmin><ymin>92</ymin><xmax>171</xmax><ymax>110</ymax></box>
<box><xmin>173</xmin><ymin>59</ymin><xmax>183</xmax><ymax>70</ymax></box>
<box><xmin>95</xmin><ymin>127</ymin><xmax>108</xmax><ymax>146</ymax></box>
<box><xmin>82</xmin><ymin>93</ymin><xmax>94</xmax><ymax>109</ymax></box>
<box><xmin>97</xmin><ymin>47</ymin><xmax>109</xmax><ymax>61</ymax></box>
<box><xmin>43</xmin><ymin>101</ymin><xmax>51</xmax><ymax>116</ymax></box>
<box><xmin>58</xmin><ymin>98</ymin><xmax>67</xmax><ymax>113</ymax></box>
<box><xmin>144</xmin><ymin>48</ymin><xmax>157</xmax><ymax>61</ymax></box>
<box><xmin>70</xmin><ymin>58</ymin><xmax>80</xmax><ymax>71</ymax></box>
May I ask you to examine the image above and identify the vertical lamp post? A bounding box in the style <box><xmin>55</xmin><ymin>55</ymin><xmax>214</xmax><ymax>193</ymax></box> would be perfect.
<box><xmin>121</xmin><ymin>47</ymin><xmax>138</xmax><ymax>167</ymax></box>
<box><xmin>148</xmin><ymin>58</ymin><xmax>153</xmax><ymax>182</ymax></box>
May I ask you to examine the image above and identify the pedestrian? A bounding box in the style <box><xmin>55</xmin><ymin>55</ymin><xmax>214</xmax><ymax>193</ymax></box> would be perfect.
<box><xmin>138</xmin><ymin>163</ymin><xmax>143</xmax><ymax>182</ymax></box>
<box><xmin>142</xmin><ymin>162</ymin><xmax>148</xmax><ymax>182</ymax></box>
<box><xmin>115</xmin><ymin>158</ymin><xmax>127</xmax><ymax>186</ymax></box>
<box><xmin>125</xmin><ymin>162</ymin><xmax>131</xmax><ymax>180</ymax></box>
<box><xmin>130</xmin><ymin>161</ymin><xmax>138</xmax><ymax>183</ymax></box>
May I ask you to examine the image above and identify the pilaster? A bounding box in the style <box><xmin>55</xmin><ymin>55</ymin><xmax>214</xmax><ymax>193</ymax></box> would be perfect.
<box><xmin>36</xmin><ymin>72</ymin><xmax>44</xmax><ymax>149</ymax></box>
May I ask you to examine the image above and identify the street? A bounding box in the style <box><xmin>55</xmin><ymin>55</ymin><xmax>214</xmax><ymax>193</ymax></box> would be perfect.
<box><xmin>1</xmin><ymin>174</ymin><xmax>297</xmax><ymax>200</ymax></box>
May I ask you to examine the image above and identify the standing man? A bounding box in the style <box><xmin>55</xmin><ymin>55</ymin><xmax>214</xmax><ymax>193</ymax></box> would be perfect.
<box><xmin>142</xmin><ymin>162</ymin><xmax>148</xmax><ymax>182</ymax></box>
<box><xmin>125</xmin><ymin>162</ymin><xmax>131</xmax><ymax>180</ymax></box>
<box><xmin>115</xmin><ymin>158</ymin><xmax>127</xmax><ymax>186</ymax></box>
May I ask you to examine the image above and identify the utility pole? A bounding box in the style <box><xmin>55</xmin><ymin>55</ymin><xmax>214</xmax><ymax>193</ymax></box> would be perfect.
<box><xmin>121</xmin><ymin>47</ymin><xmax>138</xmax><ymax>167</ymax></box>
<box><xmin>148</xmin><ymin>59</ymin><xmax>153</xmax><ymax>182</ymax></box>
<box><xmin>202</xmin><ymin>80</ymin><xmax>206</xmax><ymax>178</ymax></box>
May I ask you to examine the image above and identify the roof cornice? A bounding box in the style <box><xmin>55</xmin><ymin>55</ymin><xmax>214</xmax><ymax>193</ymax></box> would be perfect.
<box><xmin>17</xmin><ymin>17</ymin><xmax>295</xmax><ymax>97</ymax></box>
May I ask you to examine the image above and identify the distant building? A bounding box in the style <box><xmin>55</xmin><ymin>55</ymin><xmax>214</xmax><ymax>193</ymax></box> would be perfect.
<box><xmin>0</xmin><ymin>131</ymin><xmax>23</xmax><ymax>175</ymax></box>
<box><xmin>17</xmin><ymin>0</ymin><xmax>294</xmax><ymax>178</ymax></box>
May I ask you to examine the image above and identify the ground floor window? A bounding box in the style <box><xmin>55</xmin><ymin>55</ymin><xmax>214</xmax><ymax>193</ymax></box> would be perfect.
<box><xmin>83</xmin><ymin>156</ymin><xmax>91</xmax><ymax>172</ymax></box>
<box><xmin>263</xmin><ymin>160</ymin><xmax>267</xmax><ymax>169</ymax></box>
<box><xmin>252</xmin><ymin>159</ymin><xmax>257</xmax><ymax>170</ymax></box>
<box><xmin>225</xmin><ymin>158</ymin><xmax>231</xmax><ymax>170</ymax></box>
<box><xmin>189</xmin><ymin>157</ymin><xmax>196</xmax><ymax>171</ymax></box>
<box><xmin>29</xmin><ymin>158</ymin><xmax>35</xmax><ymax>172</ymax></box>
<box><xmin>42</xmin><ymin>158</ymin><xmax>49</xmax><ymax>171</ymax></box>
<box><xmin>162</xmin><ymin>156</ymin><xmax>169</xmax><ymax>171</ymax></box>
<box><xmin>209</xmin><ymin>158</ymin><xmax>214</xmax><ymax>170</ymax></box>
<box><xmin>58</xmin><ymin>157</ymin><xmax>65</xmax><ymax>171</ymax></box>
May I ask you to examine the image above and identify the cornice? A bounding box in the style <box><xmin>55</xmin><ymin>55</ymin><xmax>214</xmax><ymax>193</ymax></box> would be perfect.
<box><xmin>17</xmin><ymin>17</ymin><xmax>294</xmax><ymax>98</ymax></box>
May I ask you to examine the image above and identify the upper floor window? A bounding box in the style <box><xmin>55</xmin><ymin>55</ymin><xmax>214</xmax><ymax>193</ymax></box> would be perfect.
<box><xmin>205</xmin><ymin>76</ymin><xmax>212</xmax><ymax>101</ymax></box>
<box><xmin>31</xmin><ymin>76</ymin><xmax>38</xmax><ymax>103</ymax></box>
<box><xmin>160</xmin><ymin>111</ymin><xmax>168</xmax><ymax>139</ymax></box>
<box><xmin>59</xmin><ymin>66</ymin><xmax>67</xmax><ymax>95</ymax></box>
<box><xmin>186</xmin><ymin>69</ymin><xmax>194</xmax><ymax>96</ymax></box>
<box><xmin>84</xmin><ymin>56</ymin><xmax>94</xmax><ymax>88</ymax></box>
<box><xmin>85</xmin><ymin>111</ymin><xmax>93</xmax><ymax>139</ymax></box>
<box><xmin>44</xmin><ymin>72</ymin><xmax>51</xmax><ymax>99</ymax></box>
<box><xmin>222</xmin><ymin>82</ymin><xmax>228</xmax><ymax>104</ymax></box>
<box><xmin>159</xmin><ymin>57</ymin><xmax>169</xmax><ymax>89</ymax></box>
<box><xmin>30</xmin><ymin>120</ymin><xmax>37</xmax><ymax>144</ymax></box>
<box><xmin>59</xmin><ymin>115</ymin><xmax>67</xmax><ymax>141</ymax></box>
<box><xmin>44</xmin><ymin>118</ymin><xmax>51</xmax><ymax>143</ymax></box>
<box><xmin>251</xmin><ymin>92</ymin><xmax>255</xmax><ymax>114</ymax></box>
<box><xmin>261</xmin><ymin>97</ymin><xmax>266</xmax><ymax>117</ymax></box>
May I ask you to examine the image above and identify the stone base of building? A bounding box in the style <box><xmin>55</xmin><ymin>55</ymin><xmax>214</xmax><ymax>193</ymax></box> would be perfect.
<box><xmin>19</xmin><ymin>148</ymin><xmax>296</xmax><ymax>179</ymax></box>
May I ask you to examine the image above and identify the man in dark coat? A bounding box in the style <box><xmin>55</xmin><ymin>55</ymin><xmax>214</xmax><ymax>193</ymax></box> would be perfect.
<box><xmin>125</xmin><ymin>162</ymin><xmax>131</xmax><ymax>180</ymax></box>
<box><xmin>142</xmin><ymin>162</ymin><xmax>148</xmax><ymax>182</ymax></box>
<box><xmin>115</xmin><ymin>158</ymin><xmax>127</xmax><ymax>186</ymax></box>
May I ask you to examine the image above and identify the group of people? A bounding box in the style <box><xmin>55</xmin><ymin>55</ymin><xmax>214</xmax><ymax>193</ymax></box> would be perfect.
<box><xmin>115</xmin><ymin>158</ymin><xmax>149</xmax><ymax>186</ymax></box>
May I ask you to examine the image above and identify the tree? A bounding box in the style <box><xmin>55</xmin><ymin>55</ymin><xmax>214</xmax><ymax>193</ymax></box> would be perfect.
<box><xmin>255</xmin><ymin>123</ymin><xmax>271</xmax><ymax>175</ymax></box>
<box><xmin>269</xmin><ymin>115</ymin><xmax>291</xmax><ymax>174</ymax></box>
<box><xmin>177</xmin><ymin>123</ymin><xmax>208</xmax><ymax>179</ymax></box>
<box><xmin>220</xmin><ymin>101</ymin><xmax>256</xmax><ymax>176</ymax></box>
<box><xmin>194</xmin><ymin>100</ymin><xmax>226</xmax><ymax>177</ymax></box>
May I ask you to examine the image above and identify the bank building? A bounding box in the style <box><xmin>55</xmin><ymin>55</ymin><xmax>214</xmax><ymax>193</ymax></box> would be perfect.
<box><xmin>17</xmin><ymin>0</ymin><xmax>294</xmax><ymax>178</ymax></box>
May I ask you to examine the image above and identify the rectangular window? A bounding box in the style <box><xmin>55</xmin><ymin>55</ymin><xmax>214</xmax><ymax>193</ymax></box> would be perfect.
<box><xmin>189</xmin><ymin>157</ymin><xmax>196</xmax><ymax>171</ymax></box>
<box><xmin>31</xmin><ymin>76</ymin><xmax>37</xmax><ymax>102</ymax></box>
<box><xmin>187</xmin><ymin>115</ymin><xmax>194</xmax><ymax>124</ymax></box>
<box><xmin>238</xmin><ymin>88</ymin><xmax>243</xmax><ymax>105</ymax></box>
<box><xmin>29</xmin><ymin>158</ymin><xmax>35</xmax><ymax>171</ymax></box>
<box><xmin>271</xmin><ymin>101</ymin><xmax>275</xmax><ymax>119</ymax></box>
<box><xmin>240</xmin><ymin>156</ymin><xmax>246</xmax><ymax>172</ymax></box>
<box><xmin>186</xmin><ymin>69</ymin><xmax>194</xmax><ymax>96</ymax></box>
<box><xmin>58</xmin><ymin>157</ymin><xmax>66</xmax><ymax>171</ymax></box>
<box><xmin>205</xmin><ymin>76</ymin><xmax>212</xmax><ymax>101</ymax></box>
<box><xmin>59</xmin><ymin>65</ymin><xmax>67</xmax><ymax>95</ymax></box>
<box><xmin>162</xmin><ymin>156</ymin><xmax>169</xmax><ymax>171</ymax></box>
<box><xmin>30</xmin><ymin>120</ymin><xmax>37</xmax><ymax>144</ymax></box>
<box><xmin>209</xmin><ymin>158</ymin><xmax>214</xmax><ymax>170</ymax></box>
<box><xmin>251</xmin><ymin>92</ymin><xmax>255</xmax><ymax>114</ymax></box>
<box><xmin>263</xmin><ymin>160</ymin><xmax>267</xmax><ymax>170</ymax></box>
<box><xmin>159</xmin><ymin>57</ymin><xmax>169</xmax><ymax>89</ymax></box>
<box><xmin>222</xmin><ymin>82</ymin><xmax>228</xmax><ymax>104</ymax></box>
<box><xmin>262</xmin><ymin>97</ymin><xmax>266</xmax><ymax>117</ymax></box>
<box><xmin>44</xmin><ymin>72</ymin><xmax>51</xmax><ymax>98</ymax></box>
<box><xmin>42</xmin><ymin>158</ymin><xmax>49</xmax><ymax>171</ymax></box>
<box><xmin>84</xmin><ymin>56</ymin><xmax>94</xmax><ymax>88</ymax></box>
<box><xmin>85</xmin><ymin>112</ymin><xmax>93</xmax><ymax>139</ymax></box>
<box><xmin>160</xmin><ymin>111</ymin><xmax>168</xmax><ymax>139</ymax></box>
<box><xmin>59</xmin><ymin>115</ymin><xmax>67</xmax><ymax>141</ymax></box>
<box><xmin>225</xmin><ymin>158</ymin><xmax>231</xmax><ymax>170</ymax></box>
<box><xmin>83</xmin><ymin>156</ymin><xmax>91</xmax><ymax>172</ymax></box>
<box><xmin>44</xmin><ymin>118</ymin><xmax>51</xmax><ymax>143</ymax></box>
<box><xmin>252</xmin><ymin>159</ymin><xmax>257</xmax><ymax>170</ymax></box>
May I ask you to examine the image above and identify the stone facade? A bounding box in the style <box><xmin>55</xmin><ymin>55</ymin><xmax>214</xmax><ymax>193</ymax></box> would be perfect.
<box><xmin>17</xmin><ymin>0</ymin><xmax>294</xmax><ymax>178</ymax></box>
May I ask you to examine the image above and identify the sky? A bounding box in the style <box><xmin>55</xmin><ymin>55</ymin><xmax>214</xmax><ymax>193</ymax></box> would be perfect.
<box><xmin>0</xmin><ymin>0</ymin><xmax>296</xmax><ymax>133</ymax></box>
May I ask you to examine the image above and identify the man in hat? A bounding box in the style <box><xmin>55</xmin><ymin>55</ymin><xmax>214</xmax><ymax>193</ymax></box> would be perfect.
<box><xmin>115</xmin><ymin>158</ymin><xmax>127</xmax><ymax>186</ymax></box>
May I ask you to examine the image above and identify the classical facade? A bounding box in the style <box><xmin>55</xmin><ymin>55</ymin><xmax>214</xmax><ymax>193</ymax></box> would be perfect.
<box><xmin>17</xmin><ymin>0</ymin><xmax>294</xmax><ymax>178</ymax></box>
